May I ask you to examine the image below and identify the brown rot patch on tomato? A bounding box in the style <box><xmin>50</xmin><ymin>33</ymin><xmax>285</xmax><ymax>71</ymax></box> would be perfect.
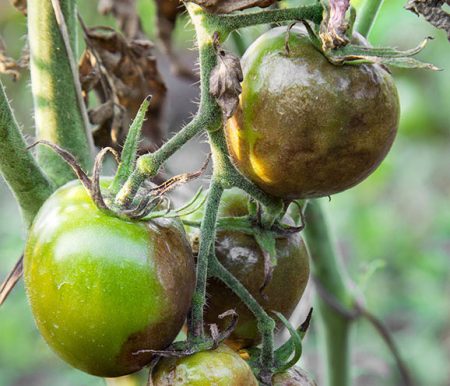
<box><xmin>150</xmin><ymin>218</ymin><xmax>196</xmax><ymax>317</ymax></box>
<box><xmin>117</xmin><ymin>318</ymin><xmax>171</xmax><ymax>376</ymax></box>
<box><xmin>197</xmin><ymin>190</ymin><xmax>310</xmax><ymax>348</ymax></box>
<box><xmin>225</xmin><ymin>26</ymin><xmax>400</xmax><ymax>199</ymax></box>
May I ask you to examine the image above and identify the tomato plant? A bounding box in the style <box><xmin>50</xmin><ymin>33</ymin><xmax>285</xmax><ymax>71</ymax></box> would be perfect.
<box><xmin>0</xmin><ymin>1</ymin><xmax>441</xmax><ymax>385</ymax></box>
<box><xmin>152</xmin><ymin>344</ymin><xmax>258</xmax><ymax>385</ymax></box>
<box><xmin>24</xmin><ymin>179</ymin><xmax>195</xmax><ymax>377</ymax></box>
<box><xmin>185</xmin><ymin>188</ymin><xmax>309</xmax><ymax>348</ymax></box>
<box><xmin>225</xmin><ymin>26</ymin><xmax>400</xmax><ymax>199</ymax></box>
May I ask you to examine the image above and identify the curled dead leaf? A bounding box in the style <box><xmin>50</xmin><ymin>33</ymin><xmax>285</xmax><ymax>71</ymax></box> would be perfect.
<box><xmin>0</xmin><ymin>38</ymin><xmax>29</xmax><ymax>80</ymax></box>
<box><xmin>406</xmin><ymin>0</ymin><xmax>450</xmax><ymax>41</ymax></box>
<box><xmin>320</xmin><ymin>0</ymin><xmax>351</xmax><ymax>50</ymax></box>
<box><xmin>97</xmin><ymin>0</ymin><xmax>144</xmax><ymax>39</ymax></box>
<box><xmin>78</xmin><ymin>25</ymin><xmax>166</xmax><ymax>151</ymax></box>
<box><xmin>209</xmin><ymin>38</ymin><xmax>243</xmax><ymax>119</ymax></box>
<box><xmin>9</xmin><ymin>0</ymin><xmax>27</xmax><ymax>15</ymax></box>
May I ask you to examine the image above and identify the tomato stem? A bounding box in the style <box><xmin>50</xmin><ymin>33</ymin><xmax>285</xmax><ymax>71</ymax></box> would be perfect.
<box><xmin>211</xmin><ymin>4</ymin><xmax>323</xmax><ymax>33</ymax></box>
<box><xmin>0</xmin><ymin>83</ymin><xmax>55</xmax><ymax>226</ymax></box>
<box><xmin>208</xmin><ymin>253</ymin><xmax>276</xmax><ymax>383</ymax></box>
<box><xmin>302</xmin><ymin>200</ymin><xmax>354</xmax><ymax>386</ymax></box>
<box><xmin>27</xmin><ymin>0</ymin><xmax>94</xmax><ymax>186</ymax></box>
<box><xmin>355</xmin><ymin>0</ymin><xmax>385</xmax><ymax>37</ymax></box>
<box><xmin>188</xmin><ymin>178</ymin><xmax>224</xmax><ymax>338</ymax></box>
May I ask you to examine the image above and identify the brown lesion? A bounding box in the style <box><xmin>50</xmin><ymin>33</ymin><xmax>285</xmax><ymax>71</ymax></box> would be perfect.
<box><xmin>205</xmin><ymin>229</ymin><xmax>309</xmax><ymax>348</ymax></box>
<box><xmin>116</xmin><ymin>218</ymin><xmax>195</xmax><ymax>375</ymax></box>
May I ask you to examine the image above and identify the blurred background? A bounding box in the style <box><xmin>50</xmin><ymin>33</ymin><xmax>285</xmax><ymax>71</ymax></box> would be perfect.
<box><xmin>0</xmin><ymin>0</ymin><xmax>449</xmax><ymax>385</ymax></box>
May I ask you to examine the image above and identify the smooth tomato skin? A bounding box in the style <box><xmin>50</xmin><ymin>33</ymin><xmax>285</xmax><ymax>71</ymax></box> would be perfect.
<box><xmin>226</xmin><ymin>27</ymin><xmax>400</xmax><ymax>199</ymax></box>
<box><xmin>152</xmin><ymin>344</ymin><xmax>258</xmax><ymax>385</ymax></box>
<box><xmin>272</xmin><ymin>366</ymin><xmax>317</xmax><ymax>386</ymax></box>
<box><xmin>24</xmin><ymin>180</ymin><xmax>195</xmax><ymax>377</ymax></box>
<box><xmin>186</xmin><ymin>189</ymin><xmax>310</xmax><ymax>348</ymax></box>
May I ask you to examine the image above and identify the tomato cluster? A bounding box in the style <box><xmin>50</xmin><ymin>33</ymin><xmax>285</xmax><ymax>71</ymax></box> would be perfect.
<box><xmin>23</xmin><ymin>22</ymin><xmax>399</xmax><ymax>385</ymax></box>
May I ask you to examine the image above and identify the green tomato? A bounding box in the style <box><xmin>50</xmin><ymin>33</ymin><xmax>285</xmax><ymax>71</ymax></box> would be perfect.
<box><xmin>24</xmin><ymin>180</ymin><xmax>195</xmax><ymax>377</ymax></box>
<box><xmin>152</xmin><ymin>344</ymin><xmax>258</xmax><ymax>385</ymax></box>
<box><xmin>226</xmin><ymin>26</ymin><xmax>400</xmax><ymax>199</ymax></box>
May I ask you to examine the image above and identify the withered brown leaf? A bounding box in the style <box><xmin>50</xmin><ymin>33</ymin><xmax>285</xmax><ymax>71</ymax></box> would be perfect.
<box><xmin>209</xmin><ymin>41</ymin><xmax>243</xmax><ymax>119</ymax></box>
<box><xmin>79</xmin><ymin>25</ymin><xmax>166</xmax><ymax>151</ymax></box>
<box><xmin>320</xmin><ymin>0</ymin><xmax>350</xmax><ymax>50</ymax></box>
<box><xmin>155</xmin><ymin>0</ymin><xmax>197</xmax><ymax>80</ymax></box>
<box><xmin>0</xmin><ymin>38</ymin><xmax>29</xmax><ymax>80</ymax></box>
<box><xmin>97</xmin><ymin>0</ymin><xmax>144</xmax><ymax>39</ymax></box>
<box><xmin>406</xmin><ymin>0</ymin><xmax>450</xmax><ymax>41</ymax></box>
<box><xmin>187</xmin><ymin>0</ymin><xmax>278</xmax><ymax>14</ymax></box>
<box><xmin>9</xmin><ymin>0</ymin><xmax>27</xmax><ymax>15</ymax></box>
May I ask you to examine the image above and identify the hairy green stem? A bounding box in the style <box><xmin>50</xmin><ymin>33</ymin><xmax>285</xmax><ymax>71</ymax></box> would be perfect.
<box><xmin>214</xmin><ymin>4</ymin><xmax>323</xmax><ymax>33</ymax></box>
<box><xmin>189</xmin><ymin>179</ymin><xmax>223</xmax><ymax>338</ymax></box>
<box><xmin>209</xmin><ymin>254</ymin><xmax>276</xmax><ymax>381</ymax></box>
<box><xmin>355</xmin><ymin>0</ymin><xmax>385</xmax><ymax>37</ymax></box>
<box><xmin>303</xmin><ymin>200</ymin><xmax>354</xmax><ymax>386</ymax></box>
<box><xmin>0</xmin><ymin>82</ymin><xmax>54</xmax><ymax>226</ymax></box>
<box><xmin>114</xmin><ymin>113</ymin><xmax>215</xmax><ymax>207</ymax></box>
<box><xmin>28</xmin><ymin>0</ymin><xmax>93</xmax><ymax>186</ymax></box>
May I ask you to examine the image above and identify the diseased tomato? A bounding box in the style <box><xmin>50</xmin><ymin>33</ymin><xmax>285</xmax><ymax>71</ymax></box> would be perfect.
<box><xmin>225</xmin><ymin>26</ymin><xmax>400</xmax><ymax>199</ymax></box>
<box><xmin>272</xmin><ymin>366</ymin><xmax>317</xmax><ymax>385</ymax></box>
<box><xmin>152</xmin><ymin>344</ymin><xmax>258</xmax><ymax>385</ymax></box>
<box><xmin>24</xmin><ymin>180</ymin><xmax>195</xmax><ymax>377</ymax></box>
<box><xmin>186</xmin><ymin>188</ymin><xmax>310</xmax><ymax>348</ymax></box>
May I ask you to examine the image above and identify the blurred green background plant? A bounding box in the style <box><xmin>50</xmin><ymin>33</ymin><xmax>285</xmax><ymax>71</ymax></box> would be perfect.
<box><xmin>0</xmin><ymin>0</ymin><xmax>449</xmax><ymax>385</ymax></box>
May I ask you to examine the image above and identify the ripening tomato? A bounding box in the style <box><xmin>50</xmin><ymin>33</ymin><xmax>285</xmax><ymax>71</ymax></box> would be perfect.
<box><xmin>185</xmin><ymin>188</ymin><xmax>310</xmax><ymax>348</ymax></box>
<box><xmin>24</xmin><ymin>180</ymin><xmax>195</xmax><ymax>377</ymax></box>
<box><xmin>226</xmin><ymin>26</ymin><xmax>400</xmax><ymax>199</ymax></box>
<box><xmin>152</xmin><ymin>344</ymin><xmax>258</xmax><ymax>385</ymax></box>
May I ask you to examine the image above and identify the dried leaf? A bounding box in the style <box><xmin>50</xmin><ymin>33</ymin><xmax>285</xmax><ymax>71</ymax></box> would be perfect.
<box><xmin>155</xmin><ymin>0</ymin><xmax>196</xmax><ymax>79</ymax></box>
<box><xmin>209</xmin><ymin>41</ymin><xmax>243</xmax><ymax>119</ymax></box>
<box><xmin>0</xmin><ymin>38</ymin><xmax>29</xmax><ymax>80</ymax></box>
<box><xmin>98</xmin><ymin>0</ymin><xmax>144</xmax><ymax>39</ymax></box>
<box><xmin>320</xmin><ymin>0</ymin><xmax>351</xmax><ymax>50</ymax></box>
<box><xmin>78</xmin><ymin>25</ymin><xmax>166</xmax><ymax>152</ymax></box>
<box><xmin>187</xmin><ymin>0</ymin><xmax>278</xmax><ymax>14</ymax></box>
<box><xmin>405</xmin><ymin>0</ymin><xmax>450</xmax><ymax>41</ymax></box>
<box><xmin>9</xmin><ymin>0</ymin><xmax>27</xmax><ymax>15</ymax></box>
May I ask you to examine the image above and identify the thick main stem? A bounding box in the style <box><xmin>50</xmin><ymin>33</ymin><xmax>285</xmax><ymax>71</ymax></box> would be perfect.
<box><xmin>0</xmin><ymin>82</ymin><xmax>54</xmax><ymax>226</ymax></box>
<box><xmin>28</xmin><ymin>0</ymin><xmax>93</xmax><ymax>186</ymax></box>
<box><xmin>355</xmin><ymin>0</ymin><xmax>385</xmax><ymax>37</ymax></box>
<box><xmin>303</xmin><ymin>200</ymin><xmax>354</xmax><ymax>386</ymax></box>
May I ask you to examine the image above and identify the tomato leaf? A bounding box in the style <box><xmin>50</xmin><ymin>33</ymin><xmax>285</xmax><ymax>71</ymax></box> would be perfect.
<box><xmin>210</xmin><ymin>41</ymin><xmax>243</xmax><ymax>119</ymax></box>
<box><xmin>272</xmin><ymin>311</ymin><xmax>303</xmax><ymax>372</ymax></box>
<box><xmin>326</xmin><ymin>37</ymin><xmax>440</xmax><ymax>70</ymax></box>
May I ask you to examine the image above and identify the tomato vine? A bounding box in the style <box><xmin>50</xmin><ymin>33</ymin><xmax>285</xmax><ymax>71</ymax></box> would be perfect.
<box><xmin>0</xmin><ymin>1</ymin><xmax>442</xmax><ymax>385</ymax></box>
